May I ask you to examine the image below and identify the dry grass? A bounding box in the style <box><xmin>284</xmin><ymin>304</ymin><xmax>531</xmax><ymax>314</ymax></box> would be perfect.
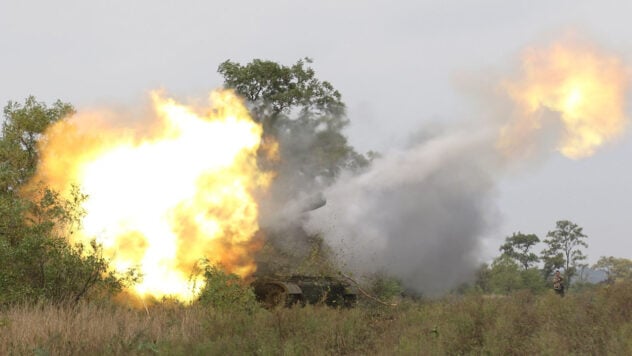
<box><xmin>2</xmin><ymin>283</ymin><xmax>632</xmax><ymax>355</ymax></box>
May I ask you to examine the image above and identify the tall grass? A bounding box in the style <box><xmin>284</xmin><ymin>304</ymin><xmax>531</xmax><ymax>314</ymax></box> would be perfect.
<box><xmin>2</xmin><ymin>283</ymin><xmax>632</xmax><ymax>355</ymax></box>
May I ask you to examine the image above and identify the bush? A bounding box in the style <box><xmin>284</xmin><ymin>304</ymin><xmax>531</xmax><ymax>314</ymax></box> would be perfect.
<box><xmin>0</xmin><ymin>187</ymin><xmax>138</xmax><ymax>306</ymax></box>
<box><xmin>368</xmin><ymin>272</ymin><xmax>403</xmax><ymax>301</ymax></box>
<box><xmin>196</xmin><ymin>262</ymin><xmax>259</xmax><ymax>313</ymax></box>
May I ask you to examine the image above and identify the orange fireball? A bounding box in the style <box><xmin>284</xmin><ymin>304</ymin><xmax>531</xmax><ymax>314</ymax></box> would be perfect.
<box><xmin>30</xmin><ymin>90</ymin><xmax>272</xmax><ymax>302</ymax></box>
<box><xmin>499</xmin><ymin>41</ymin><xmax>629</xmax><ymax>159</ymax></box>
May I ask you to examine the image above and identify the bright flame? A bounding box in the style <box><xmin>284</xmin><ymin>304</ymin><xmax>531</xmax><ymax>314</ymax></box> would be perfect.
<box><xmin>30</xmin><ymin>90</ymin><xmax>272</xmax><ymax>302</ymax></box>
<box><xmin>498</xmin><ymin>41</ymin><xmax>629</xmax><ymax>159</ymax></box>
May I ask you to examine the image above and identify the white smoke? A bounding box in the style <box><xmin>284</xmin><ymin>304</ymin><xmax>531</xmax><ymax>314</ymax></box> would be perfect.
<box><xmin>305</xmin><ymin>127</ymin><xmax>501</xmax><ymax>295</ymax></box>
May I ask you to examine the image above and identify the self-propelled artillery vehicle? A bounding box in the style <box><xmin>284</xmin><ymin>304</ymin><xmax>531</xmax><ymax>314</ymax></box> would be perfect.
<box><xmin>251</xmin><ymin>275</ymin><xmax>357</xmax><ymax>308</ymax></box>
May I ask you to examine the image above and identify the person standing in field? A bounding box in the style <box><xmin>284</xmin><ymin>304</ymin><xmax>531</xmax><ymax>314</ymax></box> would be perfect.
<box><xmin>552</xmin><ymin>270</ymin><xmax>565</xmax><ymax>297</ymax></box>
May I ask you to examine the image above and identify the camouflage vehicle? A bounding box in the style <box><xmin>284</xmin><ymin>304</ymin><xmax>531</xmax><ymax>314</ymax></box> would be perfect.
<box><xmin>251</xmin><ymin>275</ymin><xmax>358</xmax><ymax>308</ymax></box>
<box><xmin>251</xmin><ymin>193</ymin><xmax>357</xmax><ymax>308</ymax></box>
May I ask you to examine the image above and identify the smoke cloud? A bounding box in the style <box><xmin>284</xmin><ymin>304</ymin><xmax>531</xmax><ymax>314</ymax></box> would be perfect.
<box><xmin>304</xmin><ymin>128</ymin><xmax>500</xmax><ymax>295</ymax></box>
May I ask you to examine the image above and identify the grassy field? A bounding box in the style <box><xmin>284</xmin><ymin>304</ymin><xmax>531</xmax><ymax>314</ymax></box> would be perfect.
<box><xmin>2</xmin><ymin>282</ymin><xmax>632</xmax><ymax>355</ymax></box>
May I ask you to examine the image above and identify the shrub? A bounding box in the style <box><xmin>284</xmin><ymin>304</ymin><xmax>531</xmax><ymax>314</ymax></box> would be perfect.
<box><xmin>196</xmin><ymin>261</ymin><xmax>260</xmax><ymax>313</ymax></box>
<box><xmin>0</xmin><ymin>187</ymin><xmax>138</xmax><ymax>306</ymax></box>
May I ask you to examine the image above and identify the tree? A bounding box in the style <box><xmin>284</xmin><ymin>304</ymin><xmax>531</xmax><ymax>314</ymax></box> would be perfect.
<box><xmin>499</xmin><ymin>232</ymin><xmax>540</xmax><ymax>270</ymax></box>
<box><xmin>218</xmin><ymin>58</ymin><xmax>370</xmax><ymax>198</ymax></box>
<box><xmin>1</xmin><ymin>97</ymin><xmax>74</xmax><ymax>245</ymax></box>
<box><xmin>218</xmin><ymin>58</ymin><xmax>346</xmax><ymax>133</ymax></box>
<box><xmin>592</xmin><ymin>256</ymin><xmax>632</xmax><ymax>284</ymax></box>
<box><xmin>541</xmin><ymin>220</ymin><xmax>588</xmax><ymax>287</ymax></box>
<box><xmin>1</xmin><ymin>96</ymin><xmax>74</xmax><ymax>194</ymax></box>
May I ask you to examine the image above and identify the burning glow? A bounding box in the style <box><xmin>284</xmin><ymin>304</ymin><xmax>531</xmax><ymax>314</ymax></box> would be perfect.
<box><xmin>30</xmin><ymin>90</ymin><xmax>272</xmax><ymax>302</ymax></box>
<box><xmin>499</xmin><ymin>41</ymin><xmax>629</xmax><ymax>159</ymax></box>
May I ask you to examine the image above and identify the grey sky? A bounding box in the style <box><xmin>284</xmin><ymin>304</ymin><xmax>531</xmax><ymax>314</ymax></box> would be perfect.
<box><xmin>2</xmin><ymin>0</ymin><xmax>631</xmax><ymax>263</ymax></box>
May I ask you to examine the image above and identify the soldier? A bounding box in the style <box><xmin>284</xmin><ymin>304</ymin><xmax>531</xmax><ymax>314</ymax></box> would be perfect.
<box><xmin>552</xmin><ymin>270</ymin><xmax>565</xmax><ymax>297</ymax></box>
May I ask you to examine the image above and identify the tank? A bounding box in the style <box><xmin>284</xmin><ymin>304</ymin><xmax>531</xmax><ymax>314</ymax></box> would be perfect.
<box><xmin>251</xmin><ymin>275</ymin><xmax>358</xmax><ymax>308</ymax></box>
<box><xmin>251</xmin><ymin>193</ymin><xmax>356</xmax><ymax>308</ymax></box>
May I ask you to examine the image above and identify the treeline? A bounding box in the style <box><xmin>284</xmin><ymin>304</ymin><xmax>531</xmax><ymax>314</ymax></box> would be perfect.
<box><xmin>465</xmin><ymin>220</ymin><xmax>632</xmax><ymax>295</ymax></box>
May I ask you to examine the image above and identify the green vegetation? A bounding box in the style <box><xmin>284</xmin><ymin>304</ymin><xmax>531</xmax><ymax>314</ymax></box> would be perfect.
<box><xmin>499</xmin><ymin>232</ymin><xmax>540</xmax><ymax>270</ymax></box>
<box><xmin>542</xmin><ymin>220</ymin><xmax>589</xmax><ymax>284</ymax></box>
<box><xmin>472</xmin><ymin>220</ymin><xmax>604</xmax><ymax>295</ymax></box>
<box><xmin>0</xmin><ymin>98</ymin><xmax>134</xmax><ymax>306</ymax></box>
<box><xmin>593</xmin><ymin>256</ymin><xmax>632</xmax><ymax>284</ymax></box>
<box><xmin>196</xmin><ymin>262</ymin><xmax>259</xmax><ymax>314</ymax></box>
<box><xmin>219</xmin><ymin>58</ymin><xmax>371</xmax><ymax>195</ymax></box>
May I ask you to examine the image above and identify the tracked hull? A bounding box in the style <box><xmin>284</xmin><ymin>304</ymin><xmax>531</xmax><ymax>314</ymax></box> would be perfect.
<box><xmin>251</xmin><ymin>275</ymin><xmax>357</xmax><ymax>308</ymax></box>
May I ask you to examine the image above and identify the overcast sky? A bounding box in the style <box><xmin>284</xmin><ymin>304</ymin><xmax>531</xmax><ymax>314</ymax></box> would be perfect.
<box><xmin>2</xmin><ymin>0</ymin><xmax>631</xmax><ymax>263</ymax></box>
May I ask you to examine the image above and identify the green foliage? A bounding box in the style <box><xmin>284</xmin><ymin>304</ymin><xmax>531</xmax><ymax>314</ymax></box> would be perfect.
<box><xmin>0</xmin><ymin>97</ymin><xmax>136</xmax><ymax>306</ymax></box>
<box><xmin>541</xmin><ymin>251</ymin><xmax>565</xmax><ymax>278</ymax></box>
<box><xmin>593</xmin><ymin>256</ymin><xmax>632</xmax><ymax>283</ymax></box>
<box><xmin>218</xmin><ymin>58</ymin><xmax>345</xmax><ymax>131</ymax></box>
<box><xmin>487</xmin><ymin>256</ymin><xmax>525</xmax><ymax>294</ymax></box>
<box><xmin>0</xmin><ymin>186</ymin><xmax>138</xmax><ymax>305</ymax></box>
<box><xmin>474</xmin><ymin>255</ymin><xmax>546</xmax><ymax>295</ymax></box>
<box><xmin>368</xmin><ymin>272</ymin><xmax>403</xmax><ymax>301</ymax></box>
<box><xmin>1</xmin><ymin>96</ymin><xmax>74</xmax><ymax>192</ymax></box>
<box><xmin>541</xmin><ymin>220</ymin><xmax>588</xmax><ymax>286</ymax></box>
<box><xmin>1</xmin><ymin>97</ymin><xmax>75</xmax><ymax>247</ymax></box>
<box><xmin>196</xmin><ymin>262</ymin><xmax>259</xmax><ymax>313</ymax></box>
<box><xmin>499</xmin><ymin>231</ymin><xmax>540</xmax><ymax>270</ymax></box>
<box><xmin>218</xmin><ymin>58</ymin><xmax>370</xmax><ymax>197</ymax></box>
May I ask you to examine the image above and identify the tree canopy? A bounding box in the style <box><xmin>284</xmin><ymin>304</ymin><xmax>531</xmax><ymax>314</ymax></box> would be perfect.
<box><xmin>499</xmin><ymin>232</ymin><xmax>540</xmax><ymax>270</ymax></box>
<box><xmin>1</xmin><ymin>96</ymin><xmax>74</xmax><ymax>194</ymax></box>
<box><xmin>541</xmin><ymin>220</ymin><xmax>588</xmax><ymax>286</ymax></box>
<box><xmin>218</xmin><ymin>58</ymin><xmax>369</xmax><ymax>199</ymax></box>
<box><xmin>218</xmin><ymin>58</ymin><xmax>346</xmax><ymax>132</ymax></box>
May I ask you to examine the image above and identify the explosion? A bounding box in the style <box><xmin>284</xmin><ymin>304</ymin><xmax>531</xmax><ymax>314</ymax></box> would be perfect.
<box><xmin>30</xmin><ymin>90</ymin><xmax>272</xmax><ymax>302</ymax></box>
<box><xmin>499</xmin><ymin>41</ymin><xmax>629</xmax><ymax>159</ymax></box>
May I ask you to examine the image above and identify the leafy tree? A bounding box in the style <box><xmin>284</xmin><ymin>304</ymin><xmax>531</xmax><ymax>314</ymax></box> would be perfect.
<box><xmin>1</xmin><ymin>97</ymin><xmax>74</xmax><ymax>245</ymax></box>
<box><xmin>499</xmin><ymin>232</ymin><xmax>540</xmax><ymax>270</ymax></box>
<box><xmin>1</xmin><ymin>96</ymin><xmax>74</xmax><ymax>194</ymax></box>
<box><xmin>218</xmin><ymin>58</ymin><xmax>370</xmax><ymax>198</ymax></box>
<box><xmin>541</xmin><ymin>220</ymin><xmax>588</xmax><ymax>286</ymax></box>
<box><xmin>218</xmin><ymin>58</ymin><xmax>346</xmax><ymax>132</ymax></box>
<box><xmin>593</xmin><ymin>256</ymin><xmax>632</xmax><ymax>284</ymax></box>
